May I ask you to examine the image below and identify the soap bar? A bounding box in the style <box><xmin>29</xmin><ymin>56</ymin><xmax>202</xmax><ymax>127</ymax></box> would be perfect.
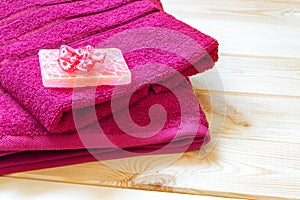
<box><xmin>39</xmin><ymin>48</ymin><xmax>131</xmax><ymax>88</ymax></box>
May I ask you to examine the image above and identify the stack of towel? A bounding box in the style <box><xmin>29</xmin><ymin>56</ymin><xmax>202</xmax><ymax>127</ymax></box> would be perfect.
<box><xmin>0</xmin><ymin>0</ymin><xmax>218</xmax><ymax>175</ymax></box>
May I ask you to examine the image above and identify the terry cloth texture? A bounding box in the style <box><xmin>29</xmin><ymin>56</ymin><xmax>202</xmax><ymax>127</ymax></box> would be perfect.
<box><xmin>0</xmin><ymin>0</ymin><xmax>218</xmax><ymax>175</ymax></box>
<box><xmin>0</xmin><ymin>0</ymin><xmax>218</xmax><ymax>133</ymax></box>
<box><xmin>0</xmin><ymin>81</ymin><xmax>210</xmax><ymax>175</ymax></box>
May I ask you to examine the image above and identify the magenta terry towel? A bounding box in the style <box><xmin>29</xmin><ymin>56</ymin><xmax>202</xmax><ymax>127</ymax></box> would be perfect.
<box><xmin>0</xmin><ymin>0</ymin><xmax>218</xmax><ymax>133</ymax></box>
<box><xmin>0</xmin><ymin>0</ymin><xmax>218</xmax><ymax>175</ymax></box>
<box><xmin>0</xmin><ymin>79</ymin><xmax>210</xmax><ymax>175</ymax></box>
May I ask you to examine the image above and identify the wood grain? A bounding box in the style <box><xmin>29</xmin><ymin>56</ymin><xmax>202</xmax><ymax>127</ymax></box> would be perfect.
<box><xmin>162</xmin><ymin>0</ymin><xmax>300</xmax><ymax>58</ymax></box>
<box><xmin>191</xmin><ymin>55</ymin><xmax>300</xmax><ymax>96</ymax></box>
<box><xmin>0</xmin><ymin>177</ymin><xmax>225</xmax><ymax>200</ymax></box>
<box><xmin>196</xmin><ymin>91</ymin><xmax>300</xmax><ymax>143</ymax></box>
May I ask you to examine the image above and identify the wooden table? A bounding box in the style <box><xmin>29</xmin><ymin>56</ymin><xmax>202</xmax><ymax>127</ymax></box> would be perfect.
<box><xmin>2</xmin><ymin>0</ymin><xmax>300</xmax><ymax>199</ymax></box>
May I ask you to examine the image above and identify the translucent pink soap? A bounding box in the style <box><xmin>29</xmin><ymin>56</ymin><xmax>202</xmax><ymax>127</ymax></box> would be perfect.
<box><xmin>38</xmin><ymin>48</ymin><xmax>131</xmax><ymax>88</ymax></box>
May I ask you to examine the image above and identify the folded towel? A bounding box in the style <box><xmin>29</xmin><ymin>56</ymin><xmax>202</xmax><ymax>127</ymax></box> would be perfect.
<box><xmin>0</xmin><ymin>80</ymin><xmax>210</xmax><ymax>175</ymax></box>
<box><xmin>0</xmin><ymin>0</ymin><xmax>218</xmax><ymax>133</ymax></box>
<box><xmin>0</xmin><ymin>140</ymin><xmax>204</xmax><ymax>175</ymax></box>
<box><xmin>0</xmin><ymin>0</ymin><xmax>218</xmax><ymax>175</ymax></box>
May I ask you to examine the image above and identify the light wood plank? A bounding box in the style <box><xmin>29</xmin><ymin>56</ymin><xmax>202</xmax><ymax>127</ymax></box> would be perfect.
<box><xmin>7</xmin><ymin>92</ymin><xmax>300</xmax><ymax>199</ymax></box>
<box><xmin>0</xmin><ymin>177</ymin><xmax>225</xmax><ymax>200</ymax></box>
<box><xmin>161</xmin><ymin>0</ymin><xmax>300</xmax><ymax>58</ymax></box>
<box><xmin>196</xmin><ymin>91</ymin><xmax>300</xmax><ymax>143</ymax></box>
<box><xmin>7</xmin><ymin>138</ymin><xmax>299</xmax><ymax>199</ymax></box>
<box><xmin>190</xmin><ymin>55</ymin><xmax>300</xmax><ymax>96</ymax></box>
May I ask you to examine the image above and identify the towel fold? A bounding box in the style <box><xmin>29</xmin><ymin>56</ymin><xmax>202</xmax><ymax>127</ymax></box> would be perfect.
<box><xmin>0</xmin><ymin>80</ymin><xmax>209</xmax><ymax>175</ymax></box>
<box><xmin>0</xmin><ymin>141</ymin><xmax>202</xmax><ymax>175</ymax></box>
<box><xmin>0</xmin><ymin>0</ymin><xmax>218</xmax><ymax>133</ymax></box>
